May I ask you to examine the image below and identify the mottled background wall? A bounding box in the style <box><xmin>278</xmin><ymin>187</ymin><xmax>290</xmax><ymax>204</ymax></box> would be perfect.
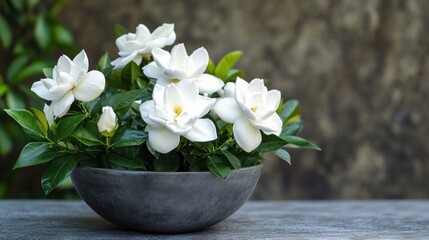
<box><xmin>6</xmin><ymin>0</ymin><xmax>429</xmax><ymax>199</ymax></box>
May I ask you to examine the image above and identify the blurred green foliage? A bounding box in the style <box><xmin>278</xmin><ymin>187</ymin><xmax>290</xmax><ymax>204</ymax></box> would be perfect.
<box><xmin>0</xmin><ymin>0</ymin><xmax>77</xmax><ymax>198</ymax></box>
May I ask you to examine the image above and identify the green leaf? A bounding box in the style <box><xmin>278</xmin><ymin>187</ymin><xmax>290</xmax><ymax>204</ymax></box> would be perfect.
<box><xmin>41</xmin><ymin>154</ymin><xmax>78</xmax><ymax>195</ymax></box>
<box><xmin>12</xmin><ymin>61</ymin><xmax>48</xmax><ymax>83</ymax></box>
<box><xmin>121</xmin><ymin>61</ymin><xmax>140</xmax><ymax>89</ymax></box>
<box><xmin>111</xmin><ymin>129</ymin><xmax>147</xmax><ymax>148</ymax></box>
<box><xmin>215</xmin><ymin>51</ymin><xmax>243</xmax><ymax>80</ymax></box>
<box><xmin>7</xmin><ymin>56</ymin><xmax>29</xmax><ymax>81</ymax></box>
<box><xmin>50</xmin><ymin>0</ymin><xmax>69</xmax><ymax>16</ymax></box>
<box><xmin>0</xmin><ymin>76</ymin><xmax>9</xmax><ymax>97</ymax></box>
<box><xmin>0</xmin><ymin>182</ymin><xmax>6</xmax><ymax>199</ymax></box>
<box><xmin>114</xmin><ymin>24</ymin><xmax>128</xmax><ymax>37</ymax></box>
<box><xmin>153</xmin><ymin>153</ymin><xmax>180</xmax><ymax>172</ymax></box>
<box><xmin>4</xmin><ymin>109</ymin><xmax>44</xmax><ymax>140</ymax></box>
<box><xmin>72</xmin><ymin>122</ymin><xmax>103</xmax><ymax>146</ymax></box>
<box><xmin>280</xmin><ymin>100</ymin><xmax>300</xmax><ymax>122</ymax></box>
<box><xmin>225</xmin><ymin>69</ymin><xmax>244</xmax><ymax>82</ymax></box>
<box><xmin>35</xmin><ymin>15</ymin><xmax>51</xmax><ymax>49</ymax></box>
<box><xmin>274</xmin><ymin>148</ymin><xmax>291</xmax><ymax>165</ymax></box>
<box><xmin>30</xmin><ymin>108</ymin><xmax>48</xmax><ymax>136</ymax></box>
<box><xmin>206</xmin><ymin>59</ymin><xmax>216</xmax><ymax>74</ymax></box>
<box><xmin>0</xmin><ymin>15</ymin><xmax>12</xmax><ymax>48</ymax></box>
<box><xmin>282</xmin><ymin>136</ymin><xmax>321</xmax><ymax>151</ymax></box>
<box><xmin>11</xmin><ymin>0</ymin><xmax>24</xmax><ymax>12</ymax></box>
<box><xmin>240</xmin><ymin>155</ymin><xmax>262</xmax><ymax>167</ymax></box>
<box><xmin>6</xmin><ymin>91</ymin><xmax>25</xmax><ymax>109</ymax></box>
<box><xmin>42</xmin><ymin>68</ymin><xmax>53</xmax><ymax>78</ymax></box>
<box><xmin>256</xmin><ymin>134</ymin><xmax>287</xmax><ymax>153</ymax></box>
<box><xmin>27</xmin><ymin>0</ymin><xmax>40</xmax><ymax>7</ymax></box>
<box><xmin>146</xmin><ymin>141</ymin><xmax>160</xmax><ymax>159</ymax></box>
<box><xmin>221</xmin><ymin>149</ymin><xmax>241</xmax><ymax>169</ymax></box>
<box><xmin>207</xmin><ymin>155</ymin><xmax>231</xmax><ymax>180</ymax></box>
<box><xmin>0</xmin><ymin>85</ymin><xmax>8</xmax><ymax>98</ymax></box>
<box><xmin>52</xmin><ymin>24</ymin><xmax>74</xmax><ymax>46</ymax></box>
<box><xmin>102</xmin><ymin>89</ymin><xmax>144</xmax><ymax>114</ymax></box>
<box><xmin>97</xmin><ymin>52</ymin><xmax>112</xmax><ymax>71</ymax></box>
<box><xmin>281</xmin><ymin>120</ymin><xmax>303</xmax><ymax>136</ymax></box>
<box><xmin>56</xmin><ymin>114</ymin><xmax>87</xmax><ymax>140</ymax></box>
<box><xmin>114</xmin><ymin>145</ymin><xmax>140</xmax><ymax>159</ymax></box>
<box><xmin>14</xmin><ymin>142</ymin><xmax>57</xmax><ymax>169</ymax></box>
<box><xmin>106</xmin><ymin>67</ymin><xmax>122</xmax><ymax>89</ymax></box>
<box><xmin>107</xmin><ymin>152</ymin><xmax>146</xmax><ymax>170</ymax></box>
<box><xmin>0</xmin><ymin>125</ymin><xmax>12</xmax><ymax>156</ymax></box>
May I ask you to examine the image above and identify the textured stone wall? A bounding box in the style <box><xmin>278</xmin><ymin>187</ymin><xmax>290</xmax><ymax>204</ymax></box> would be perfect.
<box><xmin>59</xmin><ymin>0</ymin><xmax>429</xmax><ymax>199</ymax></box>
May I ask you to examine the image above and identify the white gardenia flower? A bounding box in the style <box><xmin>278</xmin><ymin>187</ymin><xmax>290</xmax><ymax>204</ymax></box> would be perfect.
<box><xmin>143</xmin><ymin>43</ymin><xmax>224</xmax><ymax>94</ymax></box>
<box><xmin>139</xmin><ymin>79</ymin><xmax>217</xmax><ymax>154</ymax></box>
<box><xmin>97</xmin><ymin>106</ymin><xmax>118</xmax><ymax>136</ymax></box>
<box><xmin>213</xmin><ymin>77</ymin><xmax>282</xmax><ymax>152</ymax></box>
<box><xmin>111</xmin><ymin>23</ymin><xmax>176</xmax><ymax>69</ymax></box>
<box><xmin>31</xmin><ymin>50</ymin><xmax>105</xmax><ymax>119</ymax></box>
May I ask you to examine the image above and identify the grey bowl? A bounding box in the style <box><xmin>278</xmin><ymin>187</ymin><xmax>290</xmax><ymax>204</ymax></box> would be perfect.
<box><xmin>71</xmin><ymin>164</ymin><xmax>262</xmax><ymax>233</ymax></box>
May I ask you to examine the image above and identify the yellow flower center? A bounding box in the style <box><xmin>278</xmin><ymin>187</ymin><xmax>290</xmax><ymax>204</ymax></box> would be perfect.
<box><xmin>173</xmin><ymin>105</ymin><xmax>183</xmax><ymax>116</ymax></box>
<box><xmin>251</xmin><ymin>106</ymin><xmax>257</xmax><ymax>113</ymax></box>
<box><xmin>170</xmin><ymin>79</ymin><xmax>181</xmax><ymax>84</ymax></box>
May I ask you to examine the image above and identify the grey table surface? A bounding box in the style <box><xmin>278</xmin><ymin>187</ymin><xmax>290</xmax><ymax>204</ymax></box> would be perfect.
<box><xmin>0</xmin><ymin>200</ymin><xmax>428</xmax><ymax>240</ymax></box>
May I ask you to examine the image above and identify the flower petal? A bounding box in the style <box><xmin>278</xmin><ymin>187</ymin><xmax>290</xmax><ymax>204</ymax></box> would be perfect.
<box><xmin>258</xmin><ymin>89</ymin><xmax>281</xmax><ymax>121</ymax></box>
<box><xmin>174</xmin><ymin>111</ymin><xmax>196</xmax><ymax>130</ymax></box>
<box><xmin>235</xmin><ymin>77</ymin><xmax>249</xmax><ymax>110</ymax></box>
<box><xmin>165</xmin><ymin>120</ymin><xmax>192</xmax><ymax>135</ymax></box>
<box><xmin>176</xmin><ymin>79</ymin><xmax>198</xmax><ymax>108</ymax></box>
<box><xmin>196</xmin><ymin>74</ymin><xmax>224</xmax><ymax>94</ymax></box>
<box><xmin>71</xmin><ymin>50</ymin><xmax>89</xmax><ymax>80</ymax></box>
<box><xmin>143</xmin><ymin>62</ymin><xmax>163</xmax><ymax>79</ymax></box>
<box><xmin>111</xmin><ymin>51</ymin><xmax>138</xmax><ymax>69</ymax></box>
<box><xmin>97</xmin><ymin>106</ymin><xmax>118</xmax><ymax>134</ymax></box>
<box><xmin>147</xmin><ymin>126</ymin><xmax>180</xmax><ymax>154</ymax></box>
<box><xmin>135</xmin><ymin>24</ymin><xmax>151</xmax><ymax>42</ymax></box>
<box><xmin>171</xmin><ymin>43</ymin><xmax>188</xmax><ymax>68</ymax></box>
<box><xmin>31</xmin><ymin>81</ymin><xmax>60</xmax><ymax>101</ymax></box>
<box><xmin>233</xmin><ymin>117</ymin><xmax>262</xmax><ymax>152</ymax></box>
<box><xmin>43</xmin><ymin>104</ymin><xmax>55</xmax><ymax>126</ymax></box>
<box><xmin>184</xmin><ymin>119</ymin><xmax>217</xmax><ymax>142</ymax></box>
<box><xmin>253</xmin><ymin>113</ymin><xmax>282</xmax><ymax>136</ymax></box>
<box><xmin>56</xmin><ymin>55</ymin><xmax>73</xmax><ymax>73</ymax></box>
<box><xmin>152</xmin><ymin>47</ymin><xmax>171</xmax><ymax>70</ymax></box>
<box><xmin>51</xmin><ymin>91</ymin><xmax>74</xmax><ymax>117</ymax></box>
<box><xmin>194</xmin><ymin>95</ymin><xmax>215</xmax><ymax>118</ymax></box>
<box><xmin>41</xmin><ymin>78</ymin><xmax>56</xmax><ymax>89</ymax></box>
<box><xmin>139</xmin><ymin>100</ymin><xmax>156</xmax><ymax>125</ymax></box>
<box><xmin>234</xmin><ymin>77</ymin><xmax>259</xmax><ymax>121</ymax></box>
<box><xmin>165</xmin><ymin>83</ymin><xmax>184</xmax><ymax>112</ymax></box>
<box><xmin>73</xmin><ymin>70</ymin><xmax>105</xmax><ymax>102</ymax></box>
<box><xmin>152</xmin><ymin>84</ymin><xmax>166</xmax><ymax>107</ymax></box>
<box><xmin>115</xmin><ymin>35</ymin><xmax>127</xmax><ymax>52</ymax></box>
<box><xmin>188</xmin><ymin>47</ymin><xmax>208</xmax><ymax>78</ymax></box>
<box><xmin>49</xmin><ymin>83</ymin><xmax>73</xmax><ymax>97</ymax></box>
<box><xmin>222</xmin><ymin>82</ymin><xmax>236</xmax><ymax>98</ymax></box>
<box><xmin>57</xmin><ymin>72</ymin><xmax>75</xmax><ymax>85</ymax></box>
<box><xmin>246</xmin><ymin>78</ymin><xmax>266</xmax><ymax>96</ymax></box>
<box><xmin>213</xmin><ymin>97</ymin><xmax>242</xmax><ymax>123</ymax></box>
<box><xmin>151</xmin><ymin>23</ymin><xmax>174</xmax><ymax>39</ymax></box>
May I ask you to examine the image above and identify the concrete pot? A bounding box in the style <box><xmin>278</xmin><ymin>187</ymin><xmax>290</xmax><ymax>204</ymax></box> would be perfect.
<box><xmin>71</xmin><ymin>164</ymin><xmax>262</xmax><ymax>233</ymax></box>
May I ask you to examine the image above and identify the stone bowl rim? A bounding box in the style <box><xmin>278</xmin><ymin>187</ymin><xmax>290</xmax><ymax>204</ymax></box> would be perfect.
<box><xmin>74</xmin><ymin>164</ymin><xmax>262</xmax><ymax>176</ymax></box>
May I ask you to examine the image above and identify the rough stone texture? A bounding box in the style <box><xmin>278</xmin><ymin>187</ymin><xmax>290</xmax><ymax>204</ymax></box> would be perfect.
<box><xmin>48</xmin><ymin>0</ymin><xmax>429</xmax><ymax>199</ymax></box>
<box><xmin>1</xmin><ymin>200</ymin><xmax>429</xmax><ymax>239</ymax></box>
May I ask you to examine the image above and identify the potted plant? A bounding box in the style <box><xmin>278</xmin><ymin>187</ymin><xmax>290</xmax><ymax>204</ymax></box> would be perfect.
<box><xmin>5</xmin><ymin>23</ymin><xmax>320</xmax><ymax>233</ymax></box>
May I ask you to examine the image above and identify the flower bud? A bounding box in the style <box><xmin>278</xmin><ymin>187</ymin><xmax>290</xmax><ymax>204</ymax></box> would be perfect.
<box><xmin>97</xmin><ymin>106</ymin><xmax>118</xmax><ymax>137</ymax></box>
